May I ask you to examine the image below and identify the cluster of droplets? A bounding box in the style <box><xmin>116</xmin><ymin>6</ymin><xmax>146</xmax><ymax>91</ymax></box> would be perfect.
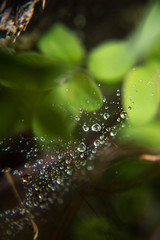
<box><xmin>0</xmin><ymin>90</ymin><xmax>128</xmax><ymax>239</ymax></box>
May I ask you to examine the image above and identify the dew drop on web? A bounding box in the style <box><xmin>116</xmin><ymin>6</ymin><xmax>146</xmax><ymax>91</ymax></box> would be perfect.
<box><xmin>0</xmin><ymin>89</ymin><xmax>128</xmax><ymax>239</ymax></box>
<box><xmin>91</xmin><ymin>123</ymin><xmax>101</xmax><ymax>132</ymax></box>
<box><xmin>77</xmin><ymin>142</ymin><xmax>86</xmax><ymax>152</ymax></box>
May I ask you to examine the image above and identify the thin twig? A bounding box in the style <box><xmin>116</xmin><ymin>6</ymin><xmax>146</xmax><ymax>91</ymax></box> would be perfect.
<box><xmin>4</xmin><ymin>168</ymin><xmax>39</xmax><ymax>240</ymax></box>
<box><xmin>140</xmin><ymin>154</ymin><xmax>160</xmax><ymax>162</ymax></box>
<box><xmin>42</xmin><ymin>0</ymin><xmax>46</xmax><ymax>9</ymax></box>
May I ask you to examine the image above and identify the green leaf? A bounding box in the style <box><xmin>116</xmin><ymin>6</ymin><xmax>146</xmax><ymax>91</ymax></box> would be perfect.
<box><xmin>119</xmin><ymin>121</ymin><xmax>160</xmax><ymax>149</ymax></box>
<box><xmin>33</xmin><ymin>106</ymin><xmax>75</xmax><ymax>143</ymax></box>
<box><xmin>0</xmin><ymin>51</ymin><xmax>68</xmax><ymax>91</ymax></box>
<box><xmin>60</xmin><ymin>72</ymin><xmax>103</xmax><ymax>111</ymax></box>
<box><xmin>114</xmin><ymin>187</ymin><xmax>150</xmax><ymax>225</ymax></box>
<box><xmin>32</xmin><ymin>70</ymin><xmax>103</xmax><ymax>143</ymax></box>
<box><xmin>122</xmin><ymin>66</ymin><xmax>160</xmax><ymax>126</ymax></box>
<box><xmin>129</xmin><ymin>2</ymin><xmax>160</xmax><ymax>59</ymax></box>
<box><xmin>38</xmin><ymin>23</ymin><xmax>85</xmax><ymax>64</ymax></box>
<box><xmin>88</xmin><ymin>41</ymin><xmax>135</xmax><ymax>83</ymax></box>
<box><xmin>73</xmin><ymin>216</ymin><xmax>131</xmax><ymax>240</ymax></box>
<box><xmin>32</xmin><ymin>86</ymin><xmax>79</xmax><ymax>143</ymax></box>
<box><xmin>0</xmin><ymin>90</ymin><xmax>19</xmax><ymax>137</ymax></box>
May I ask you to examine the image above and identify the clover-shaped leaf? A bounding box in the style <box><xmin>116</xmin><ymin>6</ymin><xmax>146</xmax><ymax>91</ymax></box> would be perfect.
<box><xmin>88</xmin><ymin>41</ymin><xmax>135</xmax><ymax>83</ymax></box>
<box><xmin>60</xmin><ymin>72</ymin><xmax>103</xmax><ymax>111</ymax></box>
<box><xmin>122</xmin><ymin>65</ymin><xmax>160</xmax><ymax>126</ymax></box>
<box><xmin>38</xmin><ymin>23</ymin><xmax>85</xmax><ymax>64</ymax></box>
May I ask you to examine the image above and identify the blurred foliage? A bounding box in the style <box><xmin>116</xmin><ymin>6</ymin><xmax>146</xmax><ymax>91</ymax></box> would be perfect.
<box><xmin>72</xmin><ymin>216</ymin><xmax>130</xmax><ymax>240</ymax></box>
<box><xmin>88</xmin><ymin>40</ymin><xmax>135</xmax><ymax>83</ymax></box>
<box><xmin>0</xmin><ymin>2</ymin><xmax>160</xmax><ymax>147</ymax></box>
<box><xmin>38</xmin><ymin>23</ymin><xmax>85</xmax><ymax>64</ymax></box>
<box><xmin>0</xmin><ymin>1</ymin><xmax>160</xmax><ymax>240</ymax></box>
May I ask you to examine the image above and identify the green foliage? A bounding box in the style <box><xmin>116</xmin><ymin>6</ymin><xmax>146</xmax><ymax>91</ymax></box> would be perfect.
<box><xmin>0</xmin><ymin>51</ymin><xmax>67</xmax><ymax>91</ymax></box>
<box><xmin>73</xmin><ymin>216</ymin><xmax>129</xmax><ymax>240</ymax></box>
<box><xmin>123</xmin><ymin>65</ymin><xmax>160</xmax><ymax>126</ymax></box>
<box><xmin>114</xmin><ymin>187</ymin><xmax>150</xmax><ymax>225</ymax></box>
<box><xmin>0</xmin><ymin>90</ymin><xmax>19</xmax><ymax>137</ymax></box>
<box><xmin>88</xmin><ymin>41</ymin><xmax>135</xmax><ymax>83</ymax></box>
<box><xmin>1</xmin><ymin>3</ymin><xmax>160</xmax><ymax>240</ymax></box>
<box><xmin>120</xmin><ymin>121</ymin><xmax>160</xmax><ymax>148</ymax></box>
<box><xmin>0</xmin><ymin>1</ymin><xmax>160</xmax><ymax>147</ymax></box>
<box><xmin>33</xmin><ymin>85</ymin><xmax>79</xmax><ymax>142</ymax></box>
<box><xmin>0</xmin><ymin>24</ymin><xmax>102</xmax><ymax>142</ymax></box>
<box><xmin>60</xmin><ymin>72</ymin><xmax>103</xmax><ymax>111</ymax></box>
<box><xmin>38</xmin><ymin>23</ymin><xmax>85</xmax><ymax>64</ymax></box>
<box><xmin>99</xmin><ymin>156</ymin><xmax>154</xmax><ymax>189</ymax></box>
<box><xmin>129</xmin><ymin>2</ymin><xmax>160</xmax><ymax>59</ymax></box>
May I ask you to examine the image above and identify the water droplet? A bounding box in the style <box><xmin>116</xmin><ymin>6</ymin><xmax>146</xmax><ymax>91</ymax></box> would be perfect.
<box><xmin>80</xmin><ymin>153</ymin><xmax>84</xmax><ymax>158</ymax></box>
<box><xmin>128</xmin><ymin>106</ymin><xmax>132</xmax><ymax>111</ymax></box>
<box><xmin>103</xmin><ymin>97</ymin><xmax>106</xmax><ymax>102</ymax></box>
<box><xmin>82</xmin><ymin>124</ymin><xmax>89</xmax><ymax>132</ymax></box>
<box><xmin>56</xmin><ymin>179</ymin><xmax>61</xmax><ymax>185</ymax></box>
<box><xmin>91</xmin><ymin>123</ymin><xmax>101</xmax><ymax>132</ymax></box>
<box><xmin>75</xmin><ymin>115</ymin><xmax>80</xmax><ymax>121</ymax></box>
<box><xmin>58</xmin><ymin>153</ymin><xmax>63</xmax><ymax>159</ymax></box>
<box><xmin>22</xmin><ymin>174</ymin><xmax>32</xmax><ymax>183</ymax></box>
<box><xmin>51</xmin><ymin>155</ymin><xmax>54</xmax><ymax>160</ymax></box>
<box><xmin>38</xmin><ymin>159</ymin><xmax>43</xmax><ymax>164</ymax></box>
<box><xmin>116</xmin><ymin>89</ymin><xmax>120</xmax><ymax>97</ymax></box>
<box><xmin>103</xmin><ymin>113</ymin><xmax>110</xmax><ymax>120</ymax></box>
<box><xmin>120</xmin><ymin>111</ymin><xmax>127</xmax><ymax>119</ymax></box>
<box><xmin>100</xmin><ymin>135</ymin><xmax>104</xmax><ymax>140</ymax></box>
<box><xmin>87</xmin><ymin>165</ymin><xmax>94</xmax><ymax>171</ymax></box>
<box><xmin>94</xmin><ymin>139</ymin><xmax>100</xmax><ymax>147</ymax></box>
<box><xmin>117</xmin><ymin>117</ymin><xmax>121</xmax><ymax>122</ymax></box>
<box><xmin>38</xmin><ymin>194</ymin><xmax>43</xmax><ymax>200</ymax></box>
<box><xmin>66</xmin><ymin>159</ymin><xmax>71</xmax><ymax>164</ymax></box>
<box><xmin>40</xmin><ymin>137</ymin><xmax>45</xmax><ymax>142</ymax></box>
<box><xmin>92</xmin><ymin>149</ymin><xmax>97</xmax><ymax>154</ymax></box>
<box><xmin>34</xmin><ymin>148</ymin><xmax>38</xmax><ymax>152</ymax></box>
<box><xmin>66</xmin><ymin>170</ymin><xmax>72</xmax><ymax>175</ymax></box>
<box><xmin>77</xmin><ymin>142</ymin><xmax>86</xmax><ymax>152</ymax></box>
<box><xmin>110</xmin><ymin>130</ymin><xmax>117</xmax><ymax>137</ymax></box>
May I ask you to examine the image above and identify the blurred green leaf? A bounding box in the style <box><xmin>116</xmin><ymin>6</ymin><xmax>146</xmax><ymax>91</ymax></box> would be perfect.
<box><xmin>61</xmin><ymin>72</ymin><xmax>103</xmax><ymax>111</ymax></box>
<box><xmin>0</xmin><ymin>51</ymin><xmax>68</xmax><ymax>91</ymax></box>
<box><xmin>119</xmin><ymin>121</ymin><xmax>160</xmax><ymax>149</ymax></box>
<box><xmin>15</xmin><ymin>51</ymin><xmax>59</xmax><ymax>67</ymax></box>
<box><xmin>122</xmin><ymin>66</ymin><xmax>160</xmax><ymax>126</ymax></box>
<box><xmin>114</xmin><ymin>187</ymin><xmax>150</xmax><ymax>225</ymax></box>
<box><xmin>38</xmin><ymin>23</ymin><xmax>85</xmax><ymax>64</ymax></box>
<box><xmin>33</xmin><ymin>106</ymin><xmax>75</xmax><ymax>143</ymax></box>
<box><xmin>33</xmin><ymin>85</ymin><xmax>79</xmax><ymax>143</ymax></box>
<box><xmin>12</xmin><ymin>90</ymin><xmax>46</xmax><ymax>131</ymax></box>
<box><xmin>73</xmin><ymin>216</ymin><xmax>129</xmax><ymax>240</ymax></box>
<box><xmin>99</xmin><ymin>156</ymin><xmax>154</xmax><ymax>190</ymax></box>
<box><xmin>0</xmin><ymin>90</ymin><xmax>19</xmax><ymax>137</ymax></box>
<box><xmin>88</xmin><ymin>41</ymin><xmax>135</xmax><ymax>83</ymax></box>
<box><xmin>129</xmin><ymin>2</ymin><xmax>160</xmax><ymax>59</ymax></box>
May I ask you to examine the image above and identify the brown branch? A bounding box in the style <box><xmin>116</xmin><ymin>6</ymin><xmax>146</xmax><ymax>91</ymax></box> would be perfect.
<box><xmin>140</xmin><ymin>154</ymin><xmax>160</xmax><ymax>162</ymax></box>
<box><xmin>4</xmin><ymin>168</ymin><xmax>39</xmax><ymax>240</ymax></box>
